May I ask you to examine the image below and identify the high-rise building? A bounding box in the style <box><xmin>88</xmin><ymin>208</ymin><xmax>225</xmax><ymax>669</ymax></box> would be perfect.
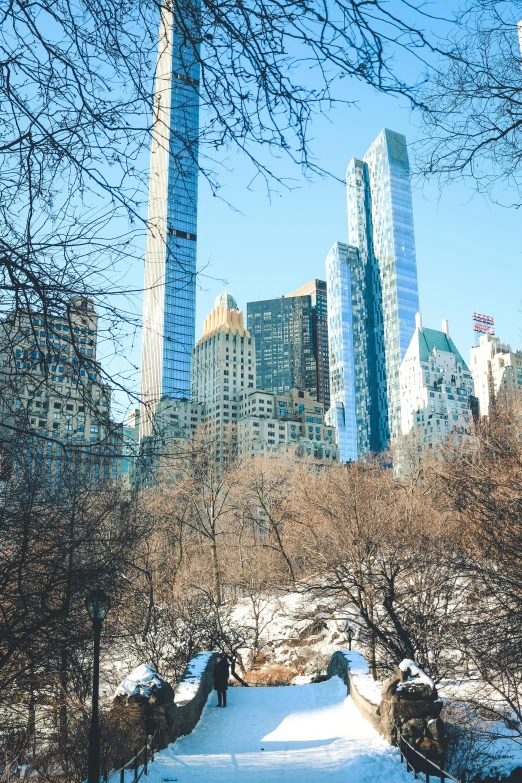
<box><xmin>325</xmin><ymin>243</ymin><xmax>359</xmax><ymax>463</ymax></box>
<box><xmin>287</xmin><ymin>279</ymin><xmax>330</xmax><ymax>408</ymax></box>
<box><xmin>140</xmin><ymin>3</ymin><xmax>201</xmax><ymax>437</ymax></box>
<box><xmin>135</xmin><ymin>398</ymin><xmax>205</xmax><ymax>487</ymax></box>
<box><xmin>192</xmin><ymin>293</ymin><xmax>255</xmax><ymax>454</ymax></box>
<box><xmin>338</xmin><ymin>128</ymin><xmax>419</xmax><ymax>456</ymax></box>
<box><xmin>470</xmin><ymin>334</ymin><xmax>522</xmax><ymax>417</ymax></box>
<box><xmin>237</xmin><ymin>387</ymin><xmax>337</xmax><ymax>461</ymax></box>
<box><xmin>247</xmin><ymin>295</ymin><xmax>317</xmax><ymax>400</ymax></box>
<box><xmin>399</xmin><ymin>314</ymin><xmax>474</xmax><ymax>455</ymax></box>
<box><xmin>0</xmin><ymin>297</ymin><xmax>122</xmax><ymax>491</ymax></box>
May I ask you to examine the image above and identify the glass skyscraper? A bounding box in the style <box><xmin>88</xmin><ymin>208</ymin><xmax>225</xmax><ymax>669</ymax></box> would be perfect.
<box><xmin>327</xmin><ymin>129</ymin><xmax>419</xmax><ymax>459</ymax></box>
<box><xmin>325</xmin><ymin>243</ymin><xmax>359</xmax><ymax>463</ymax></box>
<box><xmin>140</xmin><ymin>5</ymin><xmax>200</xmax><ymax>437</ymax></box>
<box><xmin>287</xmin><ymin>280</ymin><xmax>330</xmax><ymax>408</ymax></box>
<box><xmin>247</xmin><ymin>295</ymin><xmax>318</xmax><ymax>399</ymax></box>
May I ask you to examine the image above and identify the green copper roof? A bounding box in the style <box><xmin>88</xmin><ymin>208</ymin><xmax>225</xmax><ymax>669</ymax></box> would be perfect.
<box><xmin>418</xmin><ymin>327</ymin><xmax>468</xmax><ymax>370</ymax></box>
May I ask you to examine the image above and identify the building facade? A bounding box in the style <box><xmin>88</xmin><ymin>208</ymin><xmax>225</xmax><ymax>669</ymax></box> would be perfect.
<box><xmin>135</xmin><ymin>397</ymin><xmax>204</xmax><ymax>487</ymax></box>
<box><xmin>325</xmin><ymin>243</ymin><xmax>359</xmax><ymax>463</ymax></box>
<box><xmin>192</xmin><ymin>293</ymin><xmax>255</xmax><ymax>456</ymax></box>
<box><xmin>345</xmin><ymin>128</ymin><xmax>420</xmax><ymax>455</ymax></box>
<box><xmin>121</xmin><ymin>408</ymin><xmax>140</xmax><ymax>484</ymax></box>
<box><xmin>470</xmin><ymin>334</ymin><xmax>522</xmax><ymax>417</ymax></box>
<box><xmin>399</xmin><ymin>314</ymin><xmax>474</xmax><ymax>454</ymax></box>
<box><xmin>247</xmin><ymin>295</ymin><xmax>317</xmax><ymax>400</ymax></box>
<box><xmin>237</xmin><ymin>387</ymin><xmax>337</xmax><ymax>461</ymax></box>
<box><xmin>140</xmin><ymin>2</ymin><xmax>201</xmax><ymax>436</ymax></box>
<box><xmin>0</xmin><ymin>297</ymin><xmax>122</xmax><ymax>491</ymax></box>
<box><xmin>287</xmin><ymin>280</ymin><xmax>330</xmax><ymax>408</ymax></box>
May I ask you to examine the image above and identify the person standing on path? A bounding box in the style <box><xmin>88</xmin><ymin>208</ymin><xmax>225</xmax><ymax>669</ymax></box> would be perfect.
<box><xmin>213</xmin><ymin>654</ymin><xmax>230</xmax><ymax>707</ymax></box>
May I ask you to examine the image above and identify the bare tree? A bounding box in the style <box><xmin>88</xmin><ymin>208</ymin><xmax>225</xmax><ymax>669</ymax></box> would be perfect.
<box><xmin>433</xmin><ymin>402</ymin><xmax>522</xmax><ymax>739</ymax></box>
<box><xmin>0</xmin><ymin>463</ymin><xmax>142</xmax><ymax>778</ymax></box>
<box><xmin>293</xmin><ymin>461</ymin><xmax>465</xmax><ymax>680</ymax></box>
<box><xmin>419</xmin><ymin>0</ymin><xmax>522</xmax><ymax>204</ymax></box>
<box><xmin>235</xmin><ymin>452</ymin><xmax>310</xmax><ymax>584</ymax></box>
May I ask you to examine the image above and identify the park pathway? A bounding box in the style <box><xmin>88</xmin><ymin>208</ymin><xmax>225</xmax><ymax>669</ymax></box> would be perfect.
<box><xmin>141</xmin><ymin>675</ymin><xmax>413</xmax><ymax>783</ymax></box>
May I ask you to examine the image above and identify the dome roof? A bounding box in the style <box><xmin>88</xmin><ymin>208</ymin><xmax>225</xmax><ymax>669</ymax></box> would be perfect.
<box><xmin>214</xmin><ymin>292</ymin><xmax>238</xmax><ymax>311</ymax></box>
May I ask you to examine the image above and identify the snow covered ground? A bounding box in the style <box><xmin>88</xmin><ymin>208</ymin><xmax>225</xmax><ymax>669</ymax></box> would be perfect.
<box><xmin>138</xmin><ymin>676</ymin><xmax>412</xmax><ymax>783</ymax></box>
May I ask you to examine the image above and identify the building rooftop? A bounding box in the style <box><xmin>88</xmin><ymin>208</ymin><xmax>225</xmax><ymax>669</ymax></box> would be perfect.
<box><xmin>417</xmin><ymin>327</ymin><xmax>468</xmax><ymax>370</ymax></box>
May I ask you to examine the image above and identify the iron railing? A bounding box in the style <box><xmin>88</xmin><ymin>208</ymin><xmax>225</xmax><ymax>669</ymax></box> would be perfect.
<box><xmin>393</xmin><ymin>725</ymin><xmax>462</xmax><ymax>783</ymax></box>
<box><xmin>81</xmin><ymin>726</ymin><xmax>162</xmax><ymax>783</ymax></box>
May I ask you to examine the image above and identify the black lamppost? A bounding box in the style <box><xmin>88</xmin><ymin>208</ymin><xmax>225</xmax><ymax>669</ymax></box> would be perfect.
<box><xmin>86</xmin><ymin>589</ymin><xmax>110</xmax><ymax>783</ymax></box>
<box><xmin>345</xmin><ymin>624</ymin><xmax>353</xmax><ymax>651</ymax></box>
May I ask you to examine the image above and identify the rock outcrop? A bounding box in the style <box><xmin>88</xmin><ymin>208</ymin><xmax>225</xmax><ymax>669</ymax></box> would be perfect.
<box><xmin>114</xmin><ymin>663</ymin><xmax>176</xmax><ymax>734</ymax></box>
<box><xmin>377</xmin><ymin>659</ymin><xmax>445</xmax><ymax>760</ymax></box>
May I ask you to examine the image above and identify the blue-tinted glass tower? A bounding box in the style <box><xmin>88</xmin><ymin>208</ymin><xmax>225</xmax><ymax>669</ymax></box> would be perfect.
<box><xmin>327</xmin><ymin>129</ymin><xmax>419</xmax><ymax>459</ymax></box>
<box><xmin>325</xmin><ymin>243</ymin><xmax>359</xmax><ymax>462</ymax></box>
<box><xmin>140</xmin><ymin>5</ymin><xmax>200</xmax><ymax>437</ymax></box>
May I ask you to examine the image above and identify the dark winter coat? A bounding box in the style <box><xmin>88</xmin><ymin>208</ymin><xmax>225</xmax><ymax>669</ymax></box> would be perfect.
<box><xmin>213</xmin><ymin>657</ymin><xmax>230</xmax><ymax>691</ymax></box>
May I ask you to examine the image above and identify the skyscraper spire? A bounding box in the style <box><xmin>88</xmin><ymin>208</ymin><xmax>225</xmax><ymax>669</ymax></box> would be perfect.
<box><xmin>140</xmin><ymin>2</ymin><xmax>200</xmax><ymax>437</ymax></box>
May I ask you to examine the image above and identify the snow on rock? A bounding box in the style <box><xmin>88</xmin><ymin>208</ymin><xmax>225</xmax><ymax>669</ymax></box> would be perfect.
<box><xmin>140</xmin><ymin>677</ymin><xmax>413</xmax><ymax>783</ymax></box>
<box><xmin>229</xmin><ymin>592</ymin><xmax>354</xmax><ymax>680</ymax></box>
<box><xmin>174</xmin><ymin>652</ymin><xmax>214</xmax><ymax>707</ymax></box>
<box><xmin>342</xmin><ymin>651</ymin><xmax>382</xmax><ymax>706</ymax></box>
<box><xmin>290</xmin><ymin>674</ymin><xmax>314</xmax><ymax>686</ymax></box>
<box><xmin>398</xmin><ymin>659</ymin><xmax>435</xmax><ymax>691</ymax></box>
<box><xmin>115</xmin><ymin>664</ymin><xmax>167</xmax><ymax>700</ymax></box>
<box><xmin>114</xmin><ymin>663</ymin><xmax>176</xmax><ymax>734</ymax></box>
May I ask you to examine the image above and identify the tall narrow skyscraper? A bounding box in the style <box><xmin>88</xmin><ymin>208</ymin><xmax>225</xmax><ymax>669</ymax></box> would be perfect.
<box><xmin>327</xmin><ymin>129</ymin><xmax>419</xmax><ymax>459</ymax></box>
<box><xmin>140</xmin><ymin>5</ymin><xmax>200</xmax><ymax>437</ymax></box>
<box><xmin>325</xmin><ymin>243</ymin><xmax>359</xmax><ymax>463</ymax></box>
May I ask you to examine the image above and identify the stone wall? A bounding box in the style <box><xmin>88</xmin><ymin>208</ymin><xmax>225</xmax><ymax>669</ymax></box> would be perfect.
<box><xmin>114</xmin><ymin>653</ymin><xmax>217</xmax><ymax>752</ymax></box>
<box><xmin>326</xmin><ymin>650</ymin><xmax>381</xmax><ymax>733</ymax></box>
<box><xmin>167</xmin><ymin>652</ymin><xmax>217</xmax><ymax>745</ymax></box>
<box><xmin>378</xmin><ymin>660</ymin><xmax>445</xmax><ymax>760</ymax></box>
<box><xmin>326</xmin><ymin>651</ymin><xmax>446</xmax><ymax>762</ymax></box>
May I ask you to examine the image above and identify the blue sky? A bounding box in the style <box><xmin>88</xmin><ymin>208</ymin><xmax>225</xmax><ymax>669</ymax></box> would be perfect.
<box><xmin>195</xmin><ymin>78</ymin><xmax>521</xmax><ymax>364</ymax></box>
<box><xmin>109</xmin><ymin>12</ymin><xmax>522</xmax><ymax>416</ymax></box>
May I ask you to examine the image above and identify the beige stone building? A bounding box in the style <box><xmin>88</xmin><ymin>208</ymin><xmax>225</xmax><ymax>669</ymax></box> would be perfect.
<box><xmin>470</xmin><ymin>334</ymin><xmax>522</xmax><ymax>417</ymax></box>
<box><xmin>237</xmin><ymin>387</ymin><xmax>338</xmax><ymax>461</ymax></box>
<box><xmin>191</xmin><ymin>293</ymin><xmax>255</xmax><ymax>457</ymax></box>
<box><xmin>0</xmin><ymin>297</ymin><xmax>122</xmax><ymax>490</ymax></box>
<box><xmin>190</xmin><ymin>295</ymin><xmax>337</xmax><ymax>463</ymax></box>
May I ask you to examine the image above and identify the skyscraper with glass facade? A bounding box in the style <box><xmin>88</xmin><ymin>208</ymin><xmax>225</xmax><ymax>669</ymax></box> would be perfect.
<box><xmin>247</xmin><ymin>295</ymin><xmax>318</xmax><ymax>399</ymax></box>
<box><xmin>140</xmin><ymin>4</ymin><xmax>200</xmax><ymax>437</ymax></box>
<box><xmin>327</xmin><ymin>129</ymin><xmax>419</xmax><ymax>459</ymax></box>
<box><xmin>287</xmin><ymin>280</ymin><xmax>330</xmax><ymax>408</ymax></box>
<box><xmin>325</xmin><ymin>243</ymin><xmax>359</xmax><ymax>462</ymax></box>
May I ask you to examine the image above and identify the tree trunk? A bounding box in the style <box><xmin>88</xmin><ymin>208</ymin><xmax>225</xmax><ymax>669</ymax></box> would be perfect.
<box><xmin>211</xmin><ymin>536</ymin><xmax>221</xmax><ymax>605</ymax></box>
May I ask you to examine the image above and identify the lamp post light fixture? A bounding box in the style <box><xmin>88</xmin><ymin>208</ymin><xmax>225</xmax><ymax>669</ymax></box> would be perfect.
<box><xmin>86</xmin><ymin>589</ymin><xmax>110</xmax><ymax>783</ymax></box>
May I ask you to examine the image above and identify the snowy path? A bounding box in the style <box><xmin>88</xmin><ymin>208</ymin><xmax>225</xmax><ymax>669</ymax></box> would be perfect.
<box><xmin>143</xmin><ymin>676</ymin><xmax>413</xmax><ymax>783</ymax></box>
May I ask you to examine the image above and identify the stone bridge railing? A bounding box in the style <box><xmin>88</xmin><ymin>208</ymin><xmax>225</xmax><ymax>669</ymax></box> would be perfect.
<box><xmin>326</xmin><ymin>651</ymin><xmax>445</xmax><ymax>761</ymax></box>
<box><xmin>114</xmin><ymin>652</ymin><xmax>218</xmax><ymax>752</ymax></box>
